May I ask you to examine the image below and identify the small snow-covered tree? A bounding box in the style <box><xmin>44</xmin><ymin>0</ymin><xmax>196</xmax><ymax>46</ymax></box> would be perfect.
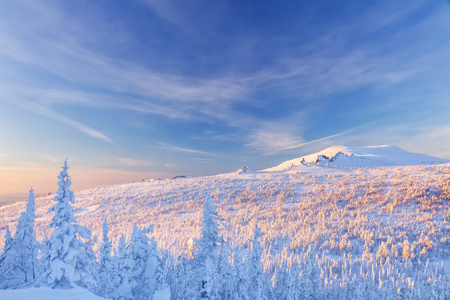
<box><xmin>216</xmin><ymin>241</ymin><xmax>233</xmax><ymax>299</ymax></box>
<box><xmin>111</xmin><ymin>235</ymin><xmax>136</xmax><ymax>300</ymax></box>
<box><xmin>233</xmin><ymin>254</ymin><xmax>249</xmax><ymax>300</ymax></box>
<box><xmin>430</xmin><ymin>275</ymin><xmax>445</xmax><ymax>300</ymax></box>
<box><xmin>0</xmin><ymin>188</ymin><xmax>39</xmax><ymax>288</ymax></box>
<box><xmin>128</xmin><ymin>223</ymin><xmax>158</xmax><ymax>300</ymax></box>
<box><xmin>96</xmin><ymin>217</ymin><xmax>114</xmax><ymax>297</ymax></box>
<box><xmin>153</xmin><ymin>252</ymin><xmax>171</xmax><ymax>300</ymax></box>
<box><xmin>248</xmin><ymin>222</ymin><xmax>264</xmax><ymax>300</ymax></box>
<box><xmin>0</xmin><ymin>226</ymin><xmax>13</xmax><ymax>288</ymax></box>
<box><xmin>272</xmin><ymin>263</ymin><xmax>290</xmax><ymax>300</ymax></box>
<box><xmin>288</xmin><ymin>262</ymin><xmax>301</xmax><ymax>300</ymax></box>
<box><xmin>12</xmin><ymin>188</ymin><xmax>39</xmax><ymax>285</ymax></box>
<box><xmin>192</xmin><ymin>196</ymin><xmax>223</xmax><ymax>299</ymax></box>
<box><xmin>172</xmin><ymin>237</ymin><xmax>199</xmax><ymax>300</ymax></box>
<box><xmin>45</xmin><ymin>160</ymin><xmax>94</xmax><ymax>289</ymax></box>
<box><xmin>303</xmin><ymin>244</ymin><xmax>320</xmax><ymax>300</ymax></box>
<box><xmin>2</xmin><ymin>226</ymin><xmax>13</xmax><ymax>253</ymax></box>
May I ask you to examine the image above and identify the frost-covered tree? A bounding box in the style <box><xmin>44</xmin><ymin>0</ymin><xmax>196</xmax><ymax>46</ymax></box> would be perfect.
<box><xmin>45</xmin><ymin>160</ymin><xmax>94</xmax><ymax>289</ymax></box>
<box><xmin>96</xmin><ymin>217</ymin><xmax>114</xmax><ymax>297</ymax></box>
<box><xmin>216</xmin><ymin>242</ymin><xmax>233</xmax><ymax>299</ymax></box>
<box><xmin>192</xmin><ymin>196</ymin><xmax>223</xmax><ymax>299</ymax></box>
<box><xmin>0</xmin><ymin>188</ymin><xmax>39</xmax><ymax>288</ymax></box>
<box><xmin>111</xmin><ymin>235</ymin><xmax>135</xmax><ymax>300</ymax></box>
<box><xmin>12</xmin><ymin>188</ymin><xmax>39</xmax><ymax>285</ymax></box>
<box><xmin>430</xmin><ymin>276</ymin><xmax>446</xmax><ymax>300</ymax></box>
<box><xmin>272</xmin><ymin>263</ymin><xmax>290</xmax><ymax>300</ymax></box>
<box><xmin>0</xmin><ymin>226</ymin><xmax>13</xmax><ymax>288</ymax></box>
<box><xmin>232</xmin><ymin>254</ymin><xmax>249</xmax><ymax>300</ymax></box>
<box><xmin>128</xmin><ymin>223</ymin><xmax>158</xmax><ymax>300</ymax></box>
<box><xmin>153</xmin><ymin>252</ymin><xmax>171</xmax><ymax>300</ymax></box>
<box><xmin>248</xmin><ymin>222</ymin><xmax>264</xmax><ymax>300</ymax></box>
<box><xmin>2</xmin><ymin>226</ymin><xmax>13</xmax><ymax>253</ymax></box>
<box><xmin>303</xmin><ymin>244</ymin><xmax>320</xmax><ymax>300</ymax></box>
<box><xmin>288</xmin><ymin>262</ymin><xmax>302</xmax><ymax>300</ymax></box>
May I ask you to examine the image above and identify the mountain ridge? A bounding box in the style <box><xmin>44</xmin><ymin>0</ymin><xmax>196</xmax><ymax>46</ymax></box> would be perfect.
<box><xmin>263</xmin><ymin>145</ymin><xmax>450</xmax><ymax>171</ymax></box>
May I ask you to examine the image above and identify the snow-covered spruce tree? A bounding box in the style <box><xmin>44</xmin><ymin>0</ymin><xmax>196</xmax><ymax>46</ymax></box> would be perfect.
<box><xmin>272</xmin><ymin>263</ymin><xmax>290</xmax><ymax>300</ymax></box>
<box><xmin>288</xmin><ymin>262</ymin><xmax>302</xmax><ymax>300</ymax></box>
<box><xmin>111</xmin><ymin>235</ymin><xmax>136</xmax><ymax>300</ymax></box>
<box><xmin>0</xmin><ymin>226</ymin><xmax>14</xmax><ymax>288</ymax></box>
<box><xmin>191</xmin><ymin>196</ymin><xmax>223</xmax><ymax>299</ymax></box>
<box><xmin>232</xmin><ymin>254</ymin><xmax>249</xmax><ymax>300</ymax></box>
<box><xmin>95</xmin><ymin>217</ymin><xmax>114</xmax><ymax>297</ymax></box>
<box><xmin>0</xmin><ymin>188</ymin><xmax>40</xmax><ymax>288</ymax></box>
<box><xmin>45</xmin><ymin>160</ymin><xmax>94</xmax><ymax>289</ymax></box>
<box><xmin>430</xmin><ymin>275</ymin><xmax>446</xmax><ymax>300</ymax></box>
<box><xmin>172</xmin><ymin>241</ymin><xmax>197</xmax><ymax>300</ymax></box>
<box><xmin>302</xmin><ymin>244</ymin><xmax>320</xmax><ymax>300</ymax></box>
<box><xmin>216</xmin><ymin>241</ymin><xmax>233</xmax><ymax>299</ymax></box>
<box><xmin>153</xmin><ymin>251</ymin><xmax>171</xmax><ymax>299</ymax></box>
<box><xmin>128</xmin><ymin>223</ymin><xmax>159</xmax><ymax>300</ymax></box>
<box><xmin>248</xmin><ymin>222</ymin><xmax>264</xmax><ymax>300</ymax></box>
<box><xmin>1</xmin><ymin>226</ymin><xmax>13</xmax><ymax>256</ymax></box>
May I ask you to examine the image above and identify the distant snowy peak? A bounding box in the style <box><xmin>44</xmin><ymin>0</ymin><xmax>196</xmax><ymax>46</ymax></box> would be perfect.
<box><xmin>264</xmin><ymin>145</ymin><xmax>450</xmax><ymax>171</ymax></box>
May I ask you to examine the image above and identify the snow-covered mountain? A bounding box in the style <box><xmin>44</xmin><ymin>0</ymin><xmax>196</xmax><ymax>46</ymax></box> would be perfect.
<box><xmin>264</xmin><ymin>145</ymin><xmax>450</xmax><ymax>171</ymax></box>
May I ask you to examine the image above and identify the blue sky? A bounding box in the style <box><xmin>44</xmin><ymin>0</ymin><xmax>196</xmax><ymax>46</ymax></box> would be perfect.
<box><xmin>0</xmin><ymin>0</ymin><xmax>450</xmax><ymax>199</ymax></box>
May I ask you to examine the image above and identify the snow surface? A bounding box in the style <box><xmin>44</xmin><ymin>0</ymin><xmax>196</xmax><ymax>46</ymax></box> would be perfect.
<box><xmin>264</xmin><ymin>145</ymin><xmax>450</xmax><ymax>171</ymax></box>
<box><xmin>153</xmin><ymin>287</ymin><xmax>171</xmax><ymax>300</ymax></box>
<box><xmin>0</xmin><ymin>287</ymin><xmax>107</xmax><ymax>300</ymax></box>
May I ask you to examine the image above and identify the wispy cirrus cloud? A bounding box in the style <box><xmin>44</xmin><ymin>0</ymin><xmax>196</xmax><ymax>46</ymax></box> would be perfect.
<box><xmin>17</xmin><ymin>101</ymin><xmax>113</xmax><ymax>143</ymax></box>
<box><xmin>1</xmin><ymin>0</ymin><xmax>447</xmax><ymax>129</ymax></box>
<box><xmin>246</xmin><ymin>121</ymin><xmax>379</xmax><ymax>156</ymax></box>
<box><xmin>115</xmin><ymin>157</ymin><xmax>154</xmax><ymax>167</ymax></box>
<box><xmin>156</xmin><ymin>142</ymin><xmax>215</xmax><ymax>156</ymax></box>
<box><xmin>245</xmin><ymin>126</ymin><xmax>304</xmax><ymax>156</ymax></box>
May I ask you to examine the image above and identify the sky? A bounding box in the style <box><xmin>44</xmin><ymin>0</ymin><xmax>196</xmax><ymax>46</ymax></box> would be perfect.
<box><xmin>0</xmin><ymin>0</ymin><xmax>450</xmax><ymax>202</ymax></box>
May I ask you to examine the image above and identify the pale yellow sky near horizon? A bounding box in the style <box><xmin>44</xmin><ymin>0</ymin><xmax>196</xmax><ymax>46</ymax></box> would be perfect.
<box><xmin>0</xmin><ymin>166</ymin><xmax>172</xmax><ymax>204</ymax></box>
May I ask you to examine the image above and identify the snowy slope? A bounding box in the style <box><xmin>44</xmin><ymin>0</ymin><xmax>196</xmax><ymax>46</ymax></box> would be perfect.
<box><xmin>264</xmin><ymin>145</ymin><xmax>450</xmax><ymax>171</ymax></box>
<box><xmin>0</xmin><ymin>287</ymin><xmax>106</xmax><ymax>300</ymax></box>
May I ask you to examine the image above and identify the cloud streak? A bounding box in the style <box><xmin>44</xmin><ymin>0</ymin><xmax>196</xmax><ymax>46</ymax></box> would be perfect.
<box><xmin>1</xmin><ymin>0</ymin><xmax>447</xmax><ymax>135</ymax></box>
<box><xmin>279</xmin><ymin>122</ymin><xmax>379</xmax><ymax>153</ymax></box>
<box><xmin>115</xmin><ymin>157</ymin><xmax>154</xmax><ymax>167</ymax></box>
<box><xmin>18</xmin><ymin>101</ymin><xmax>113</xmax><ymax>143</ymax></box>
<box><xmin>247</xmin><ymin>121</ymin><xmax>378</xmax><ymax>156</ymax></box>
<box><xmin>156</xmin><ymin>142</ymin><xmax>215</xmax><ymax>156</ymax></box>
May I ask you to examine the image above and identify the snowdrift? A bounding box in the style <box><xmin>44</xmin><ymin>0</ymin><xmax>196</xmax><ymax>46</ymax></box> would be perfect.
<box><xmin>0</xmin><ymin>287</ymin><xmax>106</xmax><ymax>300</ymax></box>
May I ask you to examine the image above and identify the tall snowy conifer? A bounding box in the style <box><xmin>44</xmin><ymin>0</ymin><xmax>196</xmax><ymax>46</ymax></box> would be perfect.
<box><xmin>248</xmin><ymin>222</ymin><xmax>264</xmax><ymax>300</ymax></box>
<box><xmin>46</xmin><ymin>160</ymin><xmax>93</xmax><ymax>289</ymax></box>
<box><xmin>0</xmin><ymin>188</ymin><xmax>39</xmax><ymax>288</ymax></box>
<box><xmin>216</xmin><ymin>241</ymin><xmax>233</xmax><ymax>299</ymax></box>
<box><xmin>96</xmin><ymin>217</ymin><xmax>114</xmax><ymax>297</ymax></box>
<box><xmin>12</xmin><ymin>188</ymin><xmax>39</xmax><ymax>285</ymax></box>
<box><xmin>0</xmin><ymin>226</ymin><xmax>14</xmax><ymax>288</ymax></box>
<box><xmin>193</xmin><ymin>196</ymin><xmax>222</xmax><ymax>299</ymax></box>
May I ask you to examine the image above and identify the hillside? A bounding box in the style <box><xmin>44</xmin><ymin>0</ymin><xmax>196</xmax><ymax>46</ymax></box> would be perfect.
<box><xmin>264</xmin><ymin>145</ymin><xmax>450</xmax><ymax>171</ymax></box>
<box><xmin>1</xmin><ymin>146</ymin><xmax>450</xmax><ymax>298</ymax></box>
